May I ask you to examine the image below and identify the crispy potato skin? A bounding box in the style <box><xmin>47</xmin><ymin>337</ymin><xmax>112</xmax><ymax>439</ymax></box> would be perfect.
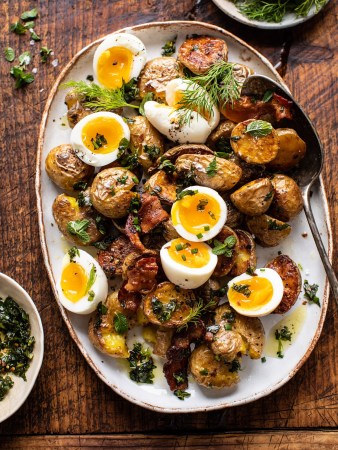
<box><xmin>178</xmin><ymin>36</ymin><xmax>228</xmax><ymax>75</ymax></box>
<box><xmin>175</xmin><ymin>154</ymin><xmax>242</xmax><ymax>192</ymax></box>
<box><xmin>88</xmin><ymin>292</ymin><xmax>131</xmax><ymax>358</ymax></box>
<box><xmin>162</xmin><ymin>218</ymin><xmax>180</xmax><ymax>242</ymax></box>
<box><xmin>52</xmin><ymin>193</ymin><xmax>102</xmax><ymax>246</ymax></box>
<box><xmin>153</xmin><ymin>328</ymin><xmax>174</xmax><ymax>358</ymax></box>
<box><xmin>90</xmin><ymin>168</ymin><xmax>137</xmax><ymax>219</ymax></box>
<box><xmin>230</xmin><ymin>229</ymin><xmax>257</xmax><ymax>276</ymax></box>
<box><xmin>128</xmin><ymin>116</ymin><xmax>164</xmax><ymax>172</ymax></box>
<box><xmin>210</xmin><ymin>329</ymin><xmax>245</xmax><ymax>361</ymax></box>
<box><xmin>231</xmin><ymin>120</ymin><xmax>279</xmax><ymax>165</ymax></box>
<box><xmin>45</xmin><ymin>144</ymin><xmax>94</xmax><ymax>192</ymax></box>
<box><xmin>268</xmin><ymin>174</ymin><xmax>303</xmax><ymax>222</ymax></box>
<box><xmin>189</xmin><ymin>344</ymin><xmax>240</xmax><ymax>388</ymax></box>
<box><xmin>266</xmin><ymin>254</ymin><xmax>302</xmax><ymax>314</ymax></box>
<box><xmin>230</xmin><ymin>178</ymin><xmax>274</xmax><ymax>216</ymax></box>
<box><xmin>232</xmin><ymin>63</ymin><xmax>254</xmax><ymax>84</ymax></box>
<box><xmin>267</xmin><ymin>128</ymin><xmax>306</xmax><ymax>171</ymax></box>
<box><xmin>138</xmin><ymin>57</ymin><xmax>183</xmax><ymax>100</ymax></box>
<box><xmin>144</xmin><ymin>170</ymin><xmax>177</xmax><ymax>205</ymax></box>
<box><xmin>213</xmin><ymin>226</ymin><xmax>239</xmax><ymax>277</ymax></box>
<box><xmin>246</xmin><ymin>214</ymin><xmax>291</xmax><ymax>247</ymax></box>
<box><xmin>143</xmin><ymin>282</ymin><xmax>196</xmax><ymax>328</ymax></box>
<box><xmin>206</xmin><ymin>120</ymin><xmax>236</xmax><ymax>151</ymax></box>
<box><xmin>222</xmin><ymin>194</ymin><xmax>243</xmax><ymax>228</ymax></box>
<box><xmin>65</xmin><ymin>90</ymin><xmax>91</xmax><ymax>128</ymax></box>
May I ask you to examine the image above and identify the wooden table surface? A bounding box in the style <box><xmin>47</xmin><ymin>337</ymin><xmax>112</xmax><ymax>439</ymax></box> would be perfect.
<box><xmin>0</xmin><ymin>1</ymin><xmax>337</xmax><ymax>448</ymax></box>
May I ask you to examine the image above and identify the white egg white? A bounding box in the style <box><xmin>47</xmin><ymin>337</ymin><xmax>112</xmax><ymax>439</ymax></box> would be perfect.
<box><xmin>70</xmin><ymin>111</ymin><xmax>130</xmax><ymax>167</ymax></box>
<box><xmin>160</xmin><ymin>240</ymin><xmax>218</xmax><ymax>289</ymax></box>
<box><xmin>171</xmin><ymin>186</ymin><xmax>227</xmax><ymax>242</ymax></box>
<box><xmin>228</xmin><ymin>268</ymin><xmax>284</xmax><ymax>317</ymax></box>
<box><xmin>58</xmin><ymin>249</ymin><xmax>108</xmax><ymax>314</ymax></box>
<box><xmin>93</xmin><ymin>33</ymin><xmax>147</xmax><ymax>87</ymax></box>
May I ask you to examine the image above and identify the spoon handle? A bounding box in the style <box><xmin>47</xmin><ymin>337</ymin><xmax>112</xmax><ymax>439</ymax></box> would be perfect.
<box><xmin>303</xmin><ymin>187</ymin><xmax>338</xmax><ymax>305</ymax></box>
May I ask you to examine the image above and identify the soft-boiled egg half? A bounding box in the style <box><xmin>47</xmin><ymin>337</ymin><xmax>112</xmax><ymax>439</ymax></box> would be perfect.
<box><xmin>93</xmin><ymin>33</ymin><xmax>147</xmax><ymax>89</ymax></box>
<box><xmin>144</xmin><ymin>78</ymin><xmax>220</xmax><ymax>144</ymax></box>
<box><xmin>160</xmin><ymin>237</ymin><xmax>218</xmax><ymax>289</ymax></box>
<box><xmin>58</xmin><ymin>248</ymin><xmax>108</xmax><ymax>314</ymax></box>
<box><xmin>171</xmin><ymin>186</ymin><xmax>227</xmax><ymax>242</ymax></box>
<box><xmin>70</xmin><ymin>111</ymin><xmax>130</xmax><ymax>167</ymax></box>
<box><xmin>228</xmin><ymin>268</ymin><xmax>284</xmax><ymax>317</ymax></box>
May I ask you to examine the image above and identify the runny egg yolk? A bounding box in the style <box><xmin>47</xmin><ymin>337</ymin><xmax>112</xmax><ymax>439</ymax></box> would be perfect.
<box><xmin>228</xmin><ymin>277</ymin><xmax>274</xmax><ymax>311</ymax></box>
<box><xmin>60</xmin><ymin>262</ymin><xmax>88</xmax><ymax>303</ymax></box>
<box><xmin>97</xmin><ymin>46</ymin><xmax>133</xmax><ymax>89</ymax></box>
<box><xmin>167</xmin><ymin>238</ymin><xmax>210</xmax><ymax>268</ymax></box>
<box><xmin>172</xmin><ymin>192</ymin><xmax>221</xmax><ymax>236</ymax></box>
<box><xmin>81</xmin><ymin>116</ymin><xmax>124</xmax><ymax>154</ymax></box>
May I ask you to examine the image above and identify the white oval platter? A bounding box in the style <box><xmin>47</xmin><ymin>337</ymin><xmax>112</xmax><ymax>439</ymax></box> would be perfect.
<box><xmin>36</xmin><ymin>21</ymin><xmax>332</xmax><ymax>413</ymax></box>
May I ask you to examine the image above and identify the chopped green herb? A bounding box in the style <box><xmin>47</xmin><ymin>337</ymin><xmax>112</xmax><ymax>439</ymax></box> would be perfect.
<box><xmin>263</xmin><ymin>90</ymin><xmax>274</xmax><ymax>102</ymax></box>
<box><xmin>209</xmin><ymin>211</ymin><xmax>216</xmax><ymax>220</ymax></box>
<box><xmin>224</xmin><ymin>323</ymin><xmax>232</xmax><ymax>331</ymax></box>
<box><xmin>264</xmin><ymin>191</ymin><xmax>273</xmax><ymax>201</ymax></box>
<box><xmin>177</xmin><ymin>189</ymin><xmax>197</xmax><ymax>200</ymax></box>
<box><xmin>129</xmin><ymin>196</ymin><xmax>140</xmax><ymax>214</ymax></box>
<box><xmin>298</xmin><ymin>263</ymin><xmax>303</xmax><ymax>271</ymax></box>
<box><xmin>10</xmin><ymin>21</ymin><xmax>27</xmax><ymax>34</ymax></box>
<box><xmin>212</xmin><ymin>236</ymin><xmax>237</xmax><ymax>257</ymax></box>
<box><xmin>246</xmin><ymin>266</ymin><xmax>256</xmax><ymax>276</ymax></box>
<box><xmin>231</xmin><ymin>283</ymin><xmax>251</xmax><ymax>298</ymax></box>
<box><xmin>151</xmin><ymin>298</ymin><xmax>176</xmax><ymax>323</ymax></box>
<box><xmin>73</xmin><ymin>181</ymin><xmax>88</xmax><ymax>191</ymax></box>
<box><xmin>216</xmin><ymin>136</ymin><xmax>232</xmax><ymax>154</ymax></box>
<box><xmin>144</xmin><ymin>144</ymin><xmax>161</xmax><ymax>162</ymax></box>
<box><xmin>205</xmin><ymin>156</ymin><xmax>217</xmax><ymax>177</ymax></box>
<box><xmin>161</xmin><ymin>36</ymin><xmax>177</xmax><ymax>57</ymax></box>
<box><xmin>261</xmin><ymin>357</ymin><xmax>266</xmax><ymax>363</ymax></box>
<box><xmin>122</xmin><ymin>77</ymin><xmax>139</xmax><ymax>102</ymax></box>
<box><xmin>10</xmin><ymin>66</ymin><xmax>34</xmax><ymax>88</ymax></box>
<box><xmin>0</xmin><ymin>375</ymin><xmax>14</xmax><ymax>401</ymax></box>
<box><xmin>246</xmin><ymin>120</ymin><xmax>273</xmax><ymax>137</ymax></box>
<box><xmin>128</xmin><ymin>343</ymin><xmax>156</xmax><ymax>384</ymax></box>
<box><xmin>177</xmin><ymin>299</ymin><xmax>216</xmax><ymax>331</ymax></box>
<box><xmin>173</xmin><ymin>372</ymin><xmax>186</xmax><ymax>384</ymax></box>
<box><xmin>231</xmin><ymin>135</ymin><xmax>241</xmax><ymax>142</ymax></box>
<box><xmin>175</xmin><ymin>243</ymin><xmax>184</xmax><ymax>251</ymax></box>
<box><xmin>139</xmin><ymin>92</ymin><xmax>154</xmax><ymax>116</ymax></box>
<box><xmin>197</xmin><ymin>199</ymin><xmax>208</xmax><ymax>210</ymax></box>
<box><xmin>174</xmin><ymin>389</ymin><xmax>191</xmax><ymax>400</ymax></box>
<box><xmin>267</xmin><ymin>219</ymin><xmax>290</xmax><ymax>231</ymax></box>
<box><xmin>88</xmin><ymin>290</ymin><xmax>95</xmax><ymax>302</ymax></box>
<box><xmin>229</xmin><ymin>359</ymin><xmax>241</xmax><ymax>373</ymax></box>
<box><xmin>116</xmin><ymin>174</ymin><xmax>128</xmax><ymax>185</ymax></box>
<box><xmin>216</xmin><ymin>151</ymin><xmax>231</xmax><ymax>159</ymax></box>
<box><xmin>113</xmin><ymin>312</ymin><xmax>129</xmax><ymax>334</ymax></box>
<box><xmin>40</xmin><ymin>46</ymin><xmax>53</xmax><ymax>63</ymax></box>
<box><xmin>199</xmin><ymin>368</ymin><xmax>209</xmax><ymax>375</ymax></box>
<box><xmin>303</xmin><ymin>280</ymin><xmax>320</xmax><ymax>307</ymax></box>
<box><xmin>223</xmin><ymin>311</ymin><xmax>235</xmax><ymax>323</ymax></box>
<box><xmin>4</xmin><ymin>47</ymin><xmax>15</xmax><ymax>62</ymax></box>
<box><xmin>181</xmin><ymin>254</ymin><xmax>187</xmax><ymax>261</ymax></box>
<box><xmin>68</xmin><ymin>246</ymin><xmax>79</xmax><ymax>262</ymax></box>
<box><xmin>91</xmin><ymin>133</ymin><xmax>107</xmax><ymax>150</ymax></box>
<box><xmin>191</xmin><ymin>248</ymin><xmax>198</xmax><ymax>254</ymax></box>
<box><xmin>86</xmin><ymin>265</ymin><xmax>97</xmax><ymax>293</ymax></box>
<box><xmin>158</xmin><ymin>159</ymin><xmax>176</xmax><ymax>175</ymax></box>
<box><xmin>30</xmin><ymin>30</ymin><xmax>41</xmax><ymax>41</ymax></box>
<box><xmin>196</xmin><ymin>233</ymin><xmax>203</xmax><ymax>239</ymax></box>
<box><xmin>66</xmin><ymin>219</ymin><xmax>90</xmax><ymax>243</ymax></box>
<box><xmin>204</xmin><ymin>226</ymin><xmax>210</xmax><ymax>231</ymax></box>
<box><xmin>132</xmin><ymin>176</ymin><xmax>139</xmax><ymax>184</ymax></box>
<box><xmin>275</xmin><ymin>325</ymin><xmax>292</xmax><ymax>358</ymax></box>
<box><xmin>21</xmin><ymin>8</ymin><xmax>38</xmax><ymax>20</ymax></box>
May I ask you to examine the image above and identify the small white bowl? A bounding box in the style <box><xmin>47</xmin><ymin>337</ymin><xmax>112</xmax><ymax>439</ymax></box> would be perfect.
<box><xmin>0</xmin><ymin>273</ymin><xmax>44</xmax><ymax>423</ymax></box>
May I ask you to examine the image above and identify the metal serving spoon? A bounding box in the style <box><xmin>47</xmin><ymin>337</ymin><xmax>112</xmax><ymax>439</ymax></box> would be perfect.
<box><xmin>242</xmin><ymin>75</ymin><xmax>338</xmax><ymax>303</ymax></box>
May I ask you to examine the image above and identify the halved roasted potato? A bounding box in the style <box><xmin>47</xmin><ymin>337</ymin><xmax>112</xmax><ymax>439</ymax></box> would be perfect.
<box><xmin>90</xmin><ymin>168</ymin><xmax>138</xmax><ymax>219</ymax></box>
<box><xmin>150</xmin><ymin>144</ymin><xmax>214</xmax><ymax>173</ymax></box>
<box><xmin>231</xmin><ymin>119</ymin><xmax>279</xmax><ymax>165</ymax></box>
<box><xmin>212</xmin><ymin>226</ymin><xmax>239</xmax><ymax>277</ymax></box>
<box><xmin>267</xmin><ymin>128</ymin><xmax>306</xmax><ymax>171</ymax></box>
<box><xmin>175</xmin><ymin>154</ymin><xmax>242</xmax><ymax>192</ymax></box>
<box><xmin>210</xmin><ymin>329</ymin><xmax>246</xmax><ymax>362</ymax></box>
<box><xmin>268</xmin><ymin>174</ymin><xmax>303</xmax><ymax>222</ymax></box>
<box><xmin>143</xmin><ymin>282</ymin><xmax>196</xmax><ymax>328</ymax></box>
<box><xmin>144</xmin><ymin>170</ymin><xmax>177</xmax><ymax>204</ymax></box>
<box><xmin>265</xmin><ymin>254</ymin><xmax>302</xmax><ymax>314</ymax></box>
<box><xmin>178</xmin><ymin>36</ymin><xmax>228</xmax><ymax>74</ymax></box>
<box><xmin>206</xmin><ymin>120</ymin><xmax>236</xmax><ymax>151</ymax></box>
<box><xmin>189</xmin><ymin>344</ymin><xmax>240</xmax><ymax>388</ymax></box>
<box><xmin>246</xmin><ymin>214</ymin><xmax>291</xmax><ymax>247</ymax></box>
<box><xmin>230</xmin><ymin>178</ymin><xmax>274</xmax><ymax>216</ymax></box>
<box><xmin>230</xmin><ymin>229</ymin><xmax>256</xmax><ymax>276</ymax></box>
<box><xmin>232</xmin><ymin>63</ymin><xmax>254</xmax><ymax>84</ymax></box>
<box><xmin>138</xmin><ymin>57</ymin><xmax>183</xmax><ymax>101</ymax></box>
<box><xmin>65</xmin><ymin>90</ymin><xmax>92</xmax><ymax>128</ymax></box>
<box><xmin>88</xmin><ymin>292</ymin><xmax>132</xmax><ymax>358</ymax></box>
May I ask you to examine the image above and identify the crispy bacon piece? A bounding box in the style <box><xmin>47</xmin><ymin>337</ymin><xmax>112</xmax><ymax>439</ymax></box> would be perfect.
<box><xmin>118</xmin><ymin>281</ymin><xmax>142</xmax><ymax>313</ymax></box>
<box><xmin>125</xmin><ymin>214</ymin><xmax>145</xmax><ymax>252</ymax></box>
<box><xmin>163</xmin><ymin>321</ymin><xmax>206</xmax><ymax>391</ymax></box>
<box><xmin>139</xmin><ymin>193</ymin><xmax>169</xmax><ymax>234</ymax></box>
<box><xmin>97</xmin><ymin>235</ymin><xmax>135</xmax><ymax>276</ymax></box>
<box><xmin>124</xmin><ymin>256</ymin><xmax>158</xmax><ymax>293</ymax></box>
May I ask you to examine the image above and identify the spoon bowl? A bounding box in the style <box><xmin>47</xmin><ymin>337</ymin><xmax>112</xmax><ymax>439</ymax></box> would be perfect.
<box><xmin>242</xmin><ymin>75</ymin><xmax>337</xmax><ymax>303</ymax></box>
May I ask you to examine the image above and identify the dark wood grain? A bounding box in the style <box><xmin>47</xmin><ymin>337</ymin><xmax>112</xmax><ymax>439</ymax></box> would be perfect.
<box><xmin>0</xmin><ymin>0</ymin><xmax>337</xmax><ymax>441</ymax></box>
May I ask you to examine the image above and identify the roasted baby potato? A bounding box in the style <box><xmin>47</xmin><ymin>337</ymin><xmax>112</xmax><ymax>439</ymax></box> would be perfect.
<box><xmin>230</xmin><ymin>178</ymin><xmax>274</xmax><ymax>216</ymax></box>
<box><xmin>88</xmin><ymin>292</ymin><xmax>131</xmax><ymax>358</ymax></box>
<box><xmin>232</xmin><ymin>63</ymin><xmax>254</xmax><ymax>84</ymax></box>
<box><xmin>206</xmin><ymin>120</ymin><xmax>236</xmax><ymax>151</ymax></box>
<box><xmin>143</xmin><ymin>282</ymin><xmax>196</xmax><ymax>328</ymax></box>
<box><xmin>150</xmin><ymin>144</ymin><xmax>214</xmax><ymax>172</ymax></box>
<box><xmin>90</xmin><ymin>168</ymin><xmax>138</xmax><ymax>219</ymax></box>
<box><xmin>265</xmin><ymin>254</ymin><xmax>302</xmax><ymax>314</ymax></box>
<box><xmin>65</xmin><ymin>90</ymin><xmax>91</xmax><ymax>128</ymax></box>
<box><xmin>128</xmin><ymin>116</ymin><xmax>164</xmax><ymax>171</ymax></box>
<box><xmin>268</xmin><ymin>174</ymin><xmax>303</xmax><ymax>221</ymax></box>
<box><xmin>214</xmin><ymin>304</ymin><xmax>265</xmax><ymax>359</ymax></box>
<box><xmin>267</xmin><ymin>128</ymin><xmax>306</xmax><ymax>171</ymax></box>
<box><xmin>189</xmin><ymin>344</ymin><xmax>240</xmax><ymax>388</ymax></box>
<box><xmin>138</xmin><ymin>57</ymin><xmax>183</xmax><ymax>101</ymax></box>
<box><xmin>246</xmin><ymin>214</ymin><xmax>291</xmax><ymax>247</ymax></box>
<box><xmin>52</xmin><ymin>193</ymin><xmax>103</xmax><ymax>246</ymax></box>
<box><xmin>231</xmin><ymin>120</ymin><xmax>279</xmax><ymax>165</ymax></box>
<box><xmin>230</xmin><ymin>229</ymin><xmax>256</xmax><ymax>276</ymax></box>
<box><xmin>175</xmin><ymin>154</ymin><xmax>242</xmax><ymax>192</ymax></box>
<box><xmin>162</xmin><ymin>218</ymin><xmax>180</xmax><ymax>242</ymax></box>
<box><xmin>213</xmin><ymin>226</ymin><xmax>239</xmax><ymax>277</ymax></box>
<box><xmin>178</xmin><ymin>35</ymin><xmax>228</xmax><ymax>75</ymax></box>
<box><xmin>210</xmin><ymin>329</ymin><xmax>246</xmax><ymax>362</ymax></box>
<box><xmin>45</xmin><ymin>144</ymin><xmax>94</xmax><ymax>192</ymax></box>
<box><xmin>144</xmin><ymin>170</ymin><xmax>177</xmax><ymax>204</ymax></box>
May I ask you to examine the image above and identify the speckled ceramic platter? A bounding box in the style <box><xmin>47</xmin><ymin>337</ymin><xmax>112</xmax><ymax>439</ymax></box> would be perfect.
<box><xmin>36</xmin><ymin>21</ymin><xmax>332</xmax><ymax>412</ymax></box>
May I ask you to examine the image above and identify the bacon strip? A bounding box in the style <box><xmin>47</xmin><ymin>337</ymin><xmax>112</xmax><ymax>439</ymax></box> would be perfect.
<box><xmin>125</xmin><ymin>214</ymin><xmax>145</xmax><ymax>252</ymax></box>
<box><xmin>124</xmin><ymin>256</ymin><xmax>158</xmax><ymax>293</ymax></box>
<box><xmin>139</xmin><ymin>193</ymin><xmax>169</xmax><ymax>234</ymax></box>
<box><xmin>97</xmin><ymin>235</ymin><xmax>135</xmax><ymax>276</ymax></box>
<box><xmin>118</xmin><ymin>281</ymin><xmax>142</xmax><ymax>313</ymax></box>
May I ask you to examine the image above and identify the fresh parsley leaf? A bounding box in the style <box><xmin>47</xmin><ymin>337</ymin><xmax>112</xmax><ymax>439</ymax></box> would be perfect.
<box><xmin>158</xmin><ymin>159</ymin><xmax>176</xmax><ymax>175</ymax></box>
<box><xmin>205</xmin><ymin>156</ymin><xmax>217</xmax><ymax>177</ymax></box>
<box><xmin>68</xmin><ymin>246</ymin><xmax>79</xmax><ymax>262</ymax></box>
<box><xmin>66</xmin><ymin>219</ymin><xmax>90</xmax><ymax>243</ymax></box>
<box><xmin>116</xmin><ymin>174</ymin><xmax>128</xmax><ymax>185</ymax></box>
<box><xmin>267</xmin><ymin>219</ymin><xmax>290</xmax><ymax>231</ymax></box>
<box><xmin>262</xmin><ymin>90</ymin><xmax>274</xmax><ymax>102</ymax></box>
<box><xmin>231</xmin><ymin>283</ymin><xmax>251</xmax><ymax>298</ymax></box>
<box><xmin>10</xmin><ymin>66</ymin><xmax>34</xmax><ymax>89</ymax></box>
<box><xmin>4</xmin><ymin>47</ymin><xmax>15</xmax><ymax>62</ymax></box>
<box><xmin>113</xmin><ymin>312</ymin><xmax>129</xmax><ymax>334</ymax></box>
<box><xmin>139</xmin><ymin>92</ymin><xmax>153</xmax><ymax>116</ymax></box>
<box><xmin>24</xmin><ymin>20</ymin><xmax>35</xmax><ymax>29</ymax></box>
<box><xmin>128</xmin><ymin>343</ymin><xmax>156</xmax><ymax>384</ymax></box>
<box><xmin>143</xmin><ymin>144</ymin><xmax>161</xmax><ymax>162</ymax></box>
<box><xmin>21</xmin><ymin>8</ymin><xmax>38</xmax><ymax>20</ymax></box>
<box><xmin>303</xmin><ymin>280</ymin><xmax>320</xmax><ymax>307</ymax></box>
<box><xmin>173</xmin><ymin>372</ymin><xmax>187</xmax><ymax>384</ymax></box>
<box><xmin>161</xmin><ymin>36</ymin><xmax>177</xmax><ymax>57</ymax></box>
<box><xmin>18</xmin><ymin>51</ymin><xmax>32</xmax><ymax>67</ymax></box>
<box><xmin>212</xmin><ymin>236</ymin><xmax>237</xmax><ymax>256</ymax></box>
<box><xmin>10</xmin><ymin>21</ymin><xmax>27</xmax><ymax>34</ymax></box>
<box><xmin>176</xmin><ymin>189</ymin><xmax>197</xmax><ymax>200</ymax></box>
<box><xmin>174</xmin><ymin>389</ymin><xmax>191</xmax><ymax>400</ymax></box>
<box><xmin>40</xmin><ymin>46</ymin><xmax>52</xmax><ymax>63</ymax></box>
<box><xmin>246</xmin><ymin>120</ymin><xmax>273</xmax><ymax>137</ymax></box>
<box><xmin>30</xmin><ymin>29</ymin><xmax>41</xmax><ymax>41</ymax></box>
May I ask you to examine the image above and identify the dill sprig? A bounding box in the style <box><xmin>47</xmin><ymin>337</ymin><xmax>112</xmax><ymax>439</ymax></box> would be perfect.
<box><xmin>62</xmin><ymin>80</ymin><xmax>139</xmax><ymax>111</ymax></box>
<box><xmin>177</xmin><ymin>299</ymin><xmax>216</xmax><ymax>331</ymax></box>
<box><xmin>177</xmin><ymin>61</ymin><xmax>241</xmax><ymax>126</ymax></box>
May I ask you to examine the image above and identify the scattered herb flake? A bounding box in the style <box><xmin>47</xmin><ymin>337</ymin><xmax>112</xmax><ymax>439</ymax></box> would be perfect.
<box><xmin>151</xmin><ymin>297</ymin><xmax>176</xmax><ymax>323</ymax></box>
<box><xmin>275</xmin><ymin>325</ymin><xmax>292</xmax><ymax>358</ymax></box>
<box><xmin>113</xmin><ymin>312</ymin><xmax>129</xmax><ymax>334</ymax></box>
<box><xmin>231</xmin><ymin>283</ymin><xmax>251</xmax><ymax>298</ymax></box>
<box><xmin>161</xmin><ymin>36</ymin><xmax>177</xmax><ymax>57</ymax></box>
<box><xmin>21</xmin><ymin>8</ymin><xmax>38</xmax><ymax>20</ymax></box>
<box><xmin>66</xmin><ymin>219</ymin><xmax>90</xmax><ymax>243</ymax></box>
<box><xmin>128</xmin><ymin>343</ymin><xmax>156</xmax><ymax>384</ymax></box>
<box><xmin>4</xmin><ymin>47</ymin><xmax>15</xmax><ymax>62</ymax></box>
<box><xmin>303</xmin><ymin>280</ymin><xmax>320</xmax><ymax>307</ymax></box>
<box><xmin>91</xmin><ymin>133</ymin><xmax>107</xmax><ymax>150</ymax></box>
<box><xmin>144</xmin><ymin>144</ymin><xmax>161</xmax><ymax>162</ymax></box>
<box><xmin>267</xmin><ymin>219</ymin><xmax>290</xmax><ymax>231</ymax></box>
<box><xmin>40</xmin><ymin>46</ymin><xmax>52</xmax><ymax>63</ymax></box>
<box><xmin>199</xmin><ymin>368</ymin><xmax>209</xmax><ymax>375</ymax></box>
<box><xmin>263</xmin><ymin>90</ymin><xmax>274</xmax><ymax>102</ymax></box>
<box><xmin>197</xmin><ymin>198</ymin><xmax>208</xmax><ymax>210</ymax></box>
<box><xmin>196</xmin><ymin>233</ymin><xmax>203</xmax><ymax>239</ymax></box>
<box><xmin>261</xmin><ymin>357</ymin><xmax>266</xmax><ymax>363</ymax></box>
<box><xmin>206</xmin><ymin>156</ymin><xmax>217</xmax><ymax>177</ymax></box>
<box><xmin>229</xmin><ymin>359</ymin><xmax>241</xmax><ymax>373</ymax></box>
<box><xmin>68</xmin><ymin>246</ymin><xmax>79</xmax><ymax>262</ymax></box>
<box><xmin>177</xmin><ymin>189</ymin><xmax>197</xmax><ymax>200</ymax></box>
<box><xmin>212</xmin><ymin>236</ymin><xmax>237</xmax><ymax>257</ymax></box>
<box><xmin>158</xmin><ymin>159</ymin><xmax>176</xmax><ymax>175</ymax></box>
<box><xmin>174</xmin><ymin>389</ymin><xmax>191</xmax><ymax>400</ymax></box>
